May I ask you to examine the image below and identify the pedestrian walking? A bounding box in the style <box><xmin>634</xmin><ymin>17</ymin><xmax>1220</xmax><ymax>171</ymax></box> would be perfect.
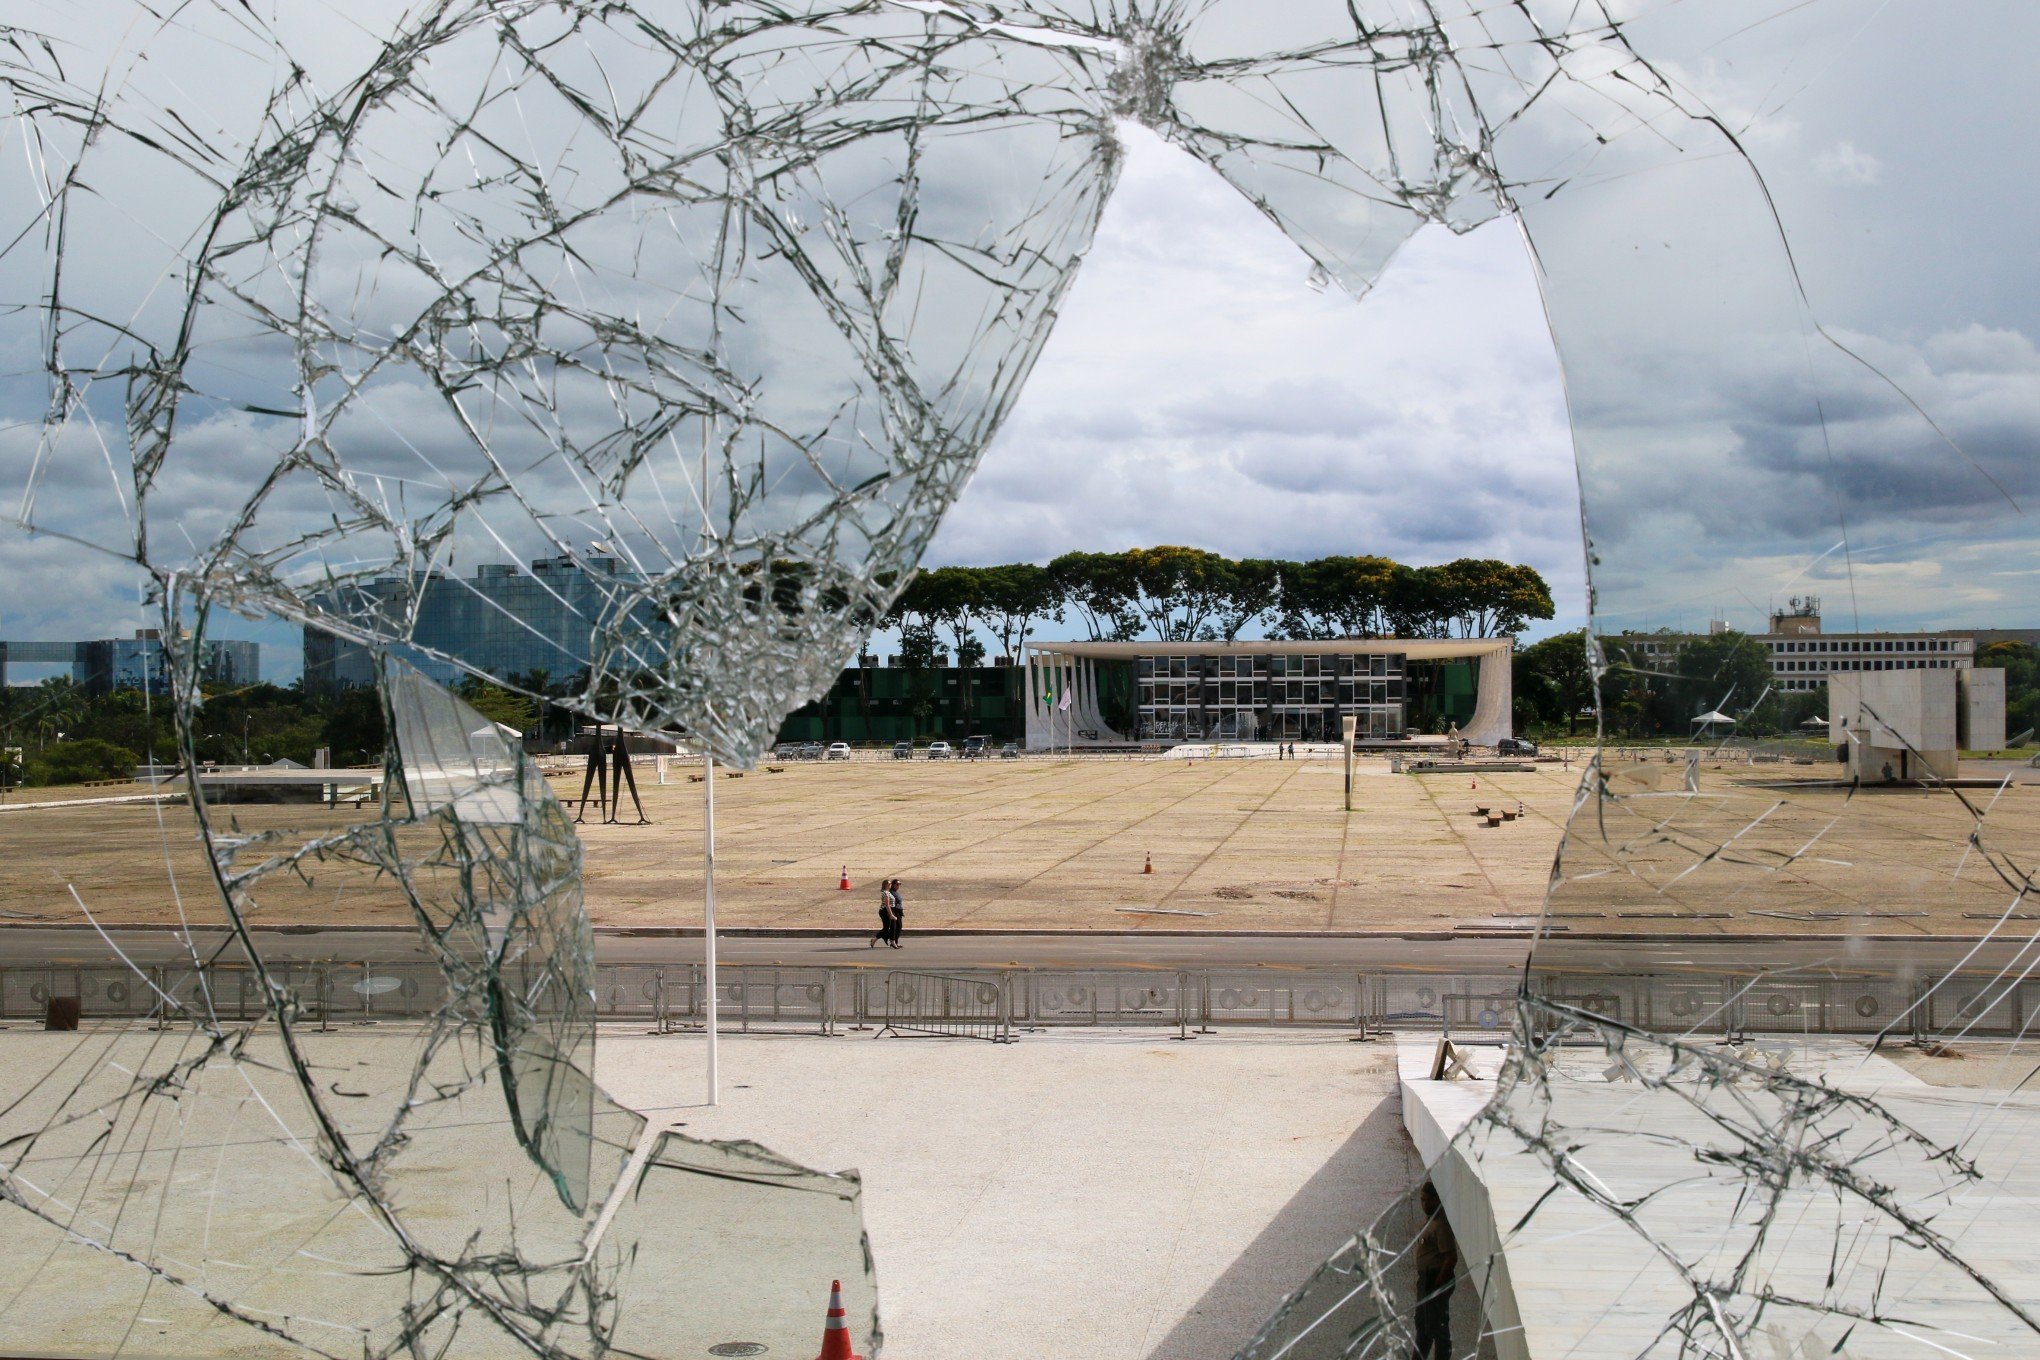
<box><xmin>887</xmin><ymin>878</ymin><xmax>906</xmax><ymax>948</ymax></box>
<box><xmin>870</xmin><ymin>880</ymin><xmax>894</xmax><ymax>948</ymax></box>
<box><xmin>1411</xmin><ymin>1182</ymin><xmax>1457</xmax><ymax>1360</ymax></box>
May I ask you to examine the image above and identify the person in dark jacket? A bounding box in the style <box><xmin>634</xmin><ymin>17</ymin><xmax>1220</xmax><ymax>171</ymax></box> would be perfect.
<box><xmin>887</xmin><ymin>879</ymin><xmax>905</xmax><ymax>947</ymax></box>
<box><xmin>1411</xmin><ymin>1181</ymin><xmax>1458</xmax><ymax>1360</ymax></box>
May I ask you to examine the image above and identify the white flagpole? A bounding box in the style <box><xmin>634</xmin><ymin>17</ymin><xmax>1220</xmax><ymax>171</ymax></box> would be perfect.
<box><xmin>703</xmin><ymin>750</ymin><xmax>719</xmax><ymax>1106</ymax></box>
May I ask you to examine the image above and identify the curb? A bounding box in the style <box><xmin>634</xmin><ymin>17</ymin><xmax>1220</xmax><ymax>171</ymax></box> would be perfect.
<box><xmin>0</xmin><ymin>922</ymin><xmax>2011</xmax><ymax>946</ymax></box>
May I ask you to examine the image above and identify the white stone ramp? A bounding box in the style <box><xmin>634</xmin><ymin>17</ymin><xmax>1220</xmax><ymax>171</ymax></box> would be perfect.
<box><xmin>1400</xmin><ymin>1037</ymin><xmax>2040</xmax><ymax>1358</ymax></box>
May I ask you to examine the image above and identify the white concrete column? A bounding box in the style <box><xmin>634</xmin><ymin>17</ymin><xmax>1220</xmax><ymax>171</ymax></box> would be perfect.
<box><xmin>1464</xmin><ymin>640</ymin><xmax>1514</xmax><ymax>746</ymax></box>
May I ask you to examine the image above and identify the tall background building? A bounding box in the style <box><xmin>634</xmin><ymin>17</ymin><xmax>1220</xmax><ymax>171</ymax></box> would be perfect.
<box><xmin>302</xmin><ymin>554</ymin><xmax>631</xmax><ymax>694</ymax></box>
<box><xmin>1605</xmin><ymin>599</ymin><xmax>1981</xmax><ymax>694</ymax></box>
<box><xmin>0</xmin><ymin>632</ymin><xmax>259</xmax><ymax>696</ymax></box>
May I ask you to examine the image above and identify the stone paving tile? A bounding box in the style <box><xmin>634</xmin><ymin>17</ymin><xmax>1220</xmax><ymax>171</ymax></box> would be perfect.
<box><xmin>597</xmin><ymin>1028</ymin><xmax>1414</xmax><ymax>1360</ymax></box>
<box><xmin>6</xmin><ymin>753</ymin><xmax>2027</xmax><ymax>937</ymax></box>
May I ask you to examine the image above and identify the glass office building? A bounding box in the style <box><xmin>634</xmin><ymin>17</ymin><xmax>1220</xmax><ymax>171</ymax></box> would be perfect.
<box><xmin>0</xmin><ymin>632</ymin><xmax>259</xmax><ymax>695</ymax></box>
<box><xmin>302</xmin><ymin>555</ymin><xmax>641</xmax><ymax>694</ymax></box>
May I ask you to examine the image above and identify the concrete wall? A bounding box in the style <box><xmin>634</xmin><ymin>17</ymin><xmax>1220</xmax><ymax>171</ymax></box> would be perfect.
<box><xmin>1398</xmin><ymin>1043</ymin><xmax>1528</xmax><ymax>1360</ymax></box>
<box><xmin>1830</xmin><ymin>671</ymin><xmax>1959</xmax><ymax>780</ymax></box>
<box><xmin>1959</xmin><ymin>666</ymin><xmax>2008</xmax><ymax>750</ymax></box>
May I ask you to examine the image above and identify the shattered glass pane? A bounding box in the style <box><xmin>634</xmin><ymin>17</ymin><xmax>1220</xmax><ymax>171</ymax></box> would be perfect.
<box><xmin>0</xmin><ymin>665</ymin><xmax>875</xmax><ymax>1356</ymax></box>
<box><xmin>4</xmin><ymin>2</ymin><xmax>2036</xmax><ymax>1357</ymax></box>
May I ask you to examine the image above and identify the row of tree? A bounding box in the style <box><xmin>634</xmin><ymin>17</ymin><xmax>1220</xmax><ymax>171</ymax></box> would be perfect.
<box><xmin>1515</xmin><ymin>629</ymin><xmax>1829</xmax><ymax>738</ymax></box>
<box><xmin>0</xmin><ymin>679</ymin><xmax>392</xmax><ymax>787</ymax></box>
<box><xmin>9</xmin><ymin>633</ymin><xmax>2028</xmax><ymax>784</ymax></box>
<box><xmin>1514</xmin><ymin>631</ymin><xmax>2040</xmax><ymax>743</ymax></box>
<box><xmin>881</xmin><ymin>547</ymin><xmax>1556</xmax><ymax>667</ymax></box>
<box><xmin>1979</xmin><ymin>641</ymin><xmax>2040</xmax><ymax>742</ymax></box>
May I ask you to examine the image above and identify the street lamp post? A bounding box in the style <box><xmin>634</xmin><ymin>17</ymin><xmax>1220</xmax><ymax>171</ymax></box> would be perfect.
<box><xmin>702</xmin><ymin>750</ymin><xmax>719</xmax><ymax>1107</ymax></box>
<box><xmin>1342</xmin><ymin>714</ymin><xmax>1357</xmax><ymax>812</ymax></box>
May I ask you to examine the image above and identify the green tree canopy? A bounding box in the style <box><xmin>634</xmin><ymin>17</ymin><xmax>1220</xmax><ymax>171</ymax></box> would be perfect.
<box><xmin>1425</xmin><ymin>559</ymin><xmax>1556</xmax><ymax>638</ymax></box>
<box><xmin>457</xmin><ymin>680</ymin><xmax>538</xmax><ymax>734</ymax></box>
<box><xmin>1214</xmin><ymin>558</ymin><xmax>1282</xmax><ymax>641</ymax></box>
<box><xmin>1121</xmin><ymin>545</ymin><xmax>1235</xmax><ymax>641</ymax></box>
<box><xmin>1513</xmin><ymin>629</ymin><xmax>1595</xmax><ymax>734</ymax></box>
<box><xmin>1977</xmin><ymin>641</ymin><xmax>2038</xmax><ymax>742</ymax></box>
<box><xmin>976</xmin><ymin>563</ymin><xmax>1063</xmax><ymax>660</ymax></box>
<box><xmin>1672</xmin><ymin>630</ymin><xmax>1773</xmax><ymax>720</ymax></box>
<box><xmin>911</xmin><ymin>566</ymin><xmax>989</xmax><ymax>664</ymax></box>
<box><xmin>879</xmin><ymin>547</ymin><xmax>1560</xmax><ymax>661</ymax></box>
<box><xmin>29</xmin><ymin>737</ymin><xmax>139</xmax><ymax>786</ymax></box>
<box><xmin>1045</xmin><ymin>551</ymin><xmax>1140</xmax><ymax>640</ymax></box>
<box><xmin>1278</xmin><ymin>555</ymin><xmax>1405</xmax><ymax>639</ymax></box>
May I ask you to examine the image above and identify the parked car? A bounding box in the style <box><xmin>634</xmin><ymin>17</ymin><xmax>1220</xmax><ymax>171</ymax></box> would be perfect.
<box><xmin>772</xmin><ymin>742</ymin><xmax>801</xmax><ymax>760</ymax></box>
<box><xmin>962</xmin><ymin>736</ymin><xmax>987</xmax><ymax>758</ymax></box>
<box><xmin>926</xmin><ymin>741</ymin><xmax>953</xmax><ymax>759</ymax></box>
<box><xmin>826</xmin><ymin>742</ymin><xmax>851</xmax><ymax>760</ymax></box>
<box><xmin>999</xmin><ymin>742</ymin><xmax>1020</xmax><ymax>758</ymax></box>
<box><xmin>891</xmin><ymin>741</ymin><xmax>913</xmax><ymax>760</ymax></box>
<box><xmin>1497</xmin><ymin>737</ymin><xmax>1539</xmax><ymax>757</ymax></box>
<box><xmin>798</xmin><ymin>741</ymin><xmax>823</xmax><ymax>760</ymax></box>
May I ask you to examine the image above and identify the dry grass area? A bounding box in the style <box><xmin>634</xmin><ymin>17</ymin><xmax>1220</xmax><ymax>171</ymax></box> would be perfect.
<box><xmin>1</xmin><ymin>753</ymin><xmax>2030</xmax><ymax>935</ymax></box>
<box><xmin>0</xmin><ymin>755</ymin><xmax>1572</xmax><ymax>932</ymax></box>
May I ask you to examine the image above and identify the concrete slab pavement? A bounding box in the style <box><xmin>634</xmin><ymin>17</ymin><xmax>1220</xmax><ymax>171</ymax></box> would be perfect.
<box><xmin>596</xmin><ymin>1028</ymin><xmax>1416</xmax><ymax>1360</ymax></box>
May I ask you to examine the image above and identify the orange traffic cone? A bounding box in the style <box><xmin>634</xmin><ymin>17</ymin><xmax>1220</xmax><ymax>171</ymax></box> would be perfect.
<box><xmin>813</xmin><ymin>1279</ymin><xmax>863</xmax><ymax>1360</ymax></box>
<box><xmin>1470</xmin><ymin>777</ymin><xmax>1478</xmax><ymax>791</ymax></box>
<box><xmin>838</xmin><ymin>865</ymin><xmax>851</xmax><ymax>891</ymax></box>
<box><xmin>1143</xmin><ymin>852</ymin><xmax>1153</xmax><ymax>874</ymax></box>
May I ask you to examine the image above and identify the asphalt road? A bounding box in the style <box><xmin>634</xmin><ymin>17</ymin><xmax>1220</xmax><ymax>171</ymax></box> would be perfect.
<box><xmin>2</xmin><ymin>927</ymin><xmax>2028</xmax><ymax>978</ymax></box>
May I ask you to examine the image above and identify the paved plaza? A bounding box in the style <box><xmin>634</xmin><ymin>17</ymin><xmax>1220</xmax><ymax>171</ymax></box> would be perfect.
<box><xmin>0</xmin><ymin>1025</ymin><xmax>1411</xmax><ymax>1360</ymax></box>
<box><xmin>573</xmin><ymin>754</ymin><xmax>1574</xmax><ymax>933</ymax></box>
<box><xmin>597</xmin><ymin>1028</ymin><xmax>1413</xmax><ymax>1360</ymax></box>
<box><xmin>3</xmin><ymin>753</ymin><xmax>2034</xmax><ymax>938</ymax></box>
<box><xmin>0</xmin><ymin>754</ymin><xmax>1575</xmax><ymax>933</ymax></box>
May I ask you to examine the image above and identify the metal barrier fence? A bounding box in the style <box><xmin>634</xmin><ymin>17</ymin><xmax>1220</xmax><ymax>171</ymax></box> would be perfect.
<box><xmin>3</xmin><ymin>963</ymin><xmax>2033</xmax><ymax>1043</ymax></box>
<box><xmin>874</xmin><ymin>971</ymin><xmax>1013</xmax><ymax>1042</ymax></box>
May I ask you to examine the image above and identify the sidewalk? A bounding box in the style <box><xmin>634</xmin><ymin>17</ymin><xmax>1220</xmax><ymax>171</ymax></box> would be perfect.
<box><xmin>597</xmin><ymin>1027</ymin><xmax>1414</xmax><ymax>1359</ymax></box>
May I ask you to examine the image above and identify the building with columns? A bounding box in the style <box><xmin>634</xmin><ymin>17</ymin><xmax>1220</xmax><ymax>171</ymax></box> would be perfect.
<box><xmin>1023</xmin><ymin>638</ymin><xmax>1515</xmax><ymax>750</ymax></box>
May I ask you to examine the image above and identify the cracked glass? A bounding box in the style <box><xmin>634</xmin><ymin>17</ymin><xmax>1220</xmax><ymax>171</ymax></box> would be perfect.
<box><xmin>3</xmin><ymin>2</ymin><xmax>2036</xmax><ymax>1357</ymax></box>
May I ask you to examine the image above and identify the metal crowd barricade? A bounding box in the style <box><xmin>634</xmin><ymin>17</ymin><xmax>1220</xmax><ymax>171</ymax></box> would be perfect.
<box><xmin>1923</xmin><ymin>975</ymin><xmax>2029</xmax><ymax>1038</ymax></box>
<box><xmin>876</xmin><ymin>971</ymin><xmax>1012</xmax><ymax>1042</ymax></box>
<box><xmin>594</xmin><ymin>965</ymin><xmax>668</xmax><ymax>1025</ymax></box>
<box><xmin>639</xmin><ymin>964</ymin><xmax>835</xmax><ymax>1035</ymax></box>
<box><xmin>0</xmin><ymin>963</ymin><xmax>2030</xmax><ymax>1046</ymax></box>
<box><xmin>1443</xmin><ymin>987</ymin><xmax>1518</xmax><ymax>1037</ymax></box>
<box><xmin>1197</xmin><ymin>972</ymin><xmax>1367</xmax><ymax>1029</ymax></box>
<box><xmin>1379</xmin><ymin>974</ymin><xmax>1522</xmax><ymax>1030</ymax></box>
<box><xmin>1020</xmin><ymin>971</ymin><xmax>1179</xmax><ymax>1028</ymax></box>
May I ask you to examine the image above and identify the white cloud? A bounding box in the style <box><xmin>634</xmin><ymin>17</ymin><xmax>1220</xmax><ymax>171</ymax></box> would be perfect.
<box><xmin>1815</xmin><ymin>141</ymin><xmax>1883</xmax><ymax>186</ymax></box>
<box><xmin>924</xmin><ymin>125</ymin><xmax>1587</xmax><ymax>636</ymax></box>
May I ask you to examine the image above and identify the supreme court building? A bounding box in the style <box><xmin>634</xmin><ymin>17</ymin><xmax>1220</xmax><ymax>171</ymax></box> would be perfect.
<box><xmin>1022</xmin><ymin>638</ymin><xmax>1514</xmax><ymax>749</ymax></box>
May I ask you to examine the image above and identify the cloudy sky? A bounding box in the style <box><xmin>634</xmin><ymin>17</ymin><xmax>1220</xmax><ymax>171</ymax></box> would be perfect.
<box><xmin>2</xmin><ymin>121</ymin><xmax>1588</xmax><ymax>683</ymax></box>
<box><xmin>6</xmin><ymin>0</ymin><xmax>2037</xmax><ymax>690</ymax></box>
<box><xmin>922</xmin><ymin>123</ymin><xmax>1585</xmax><ymax>636</ymax></box>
